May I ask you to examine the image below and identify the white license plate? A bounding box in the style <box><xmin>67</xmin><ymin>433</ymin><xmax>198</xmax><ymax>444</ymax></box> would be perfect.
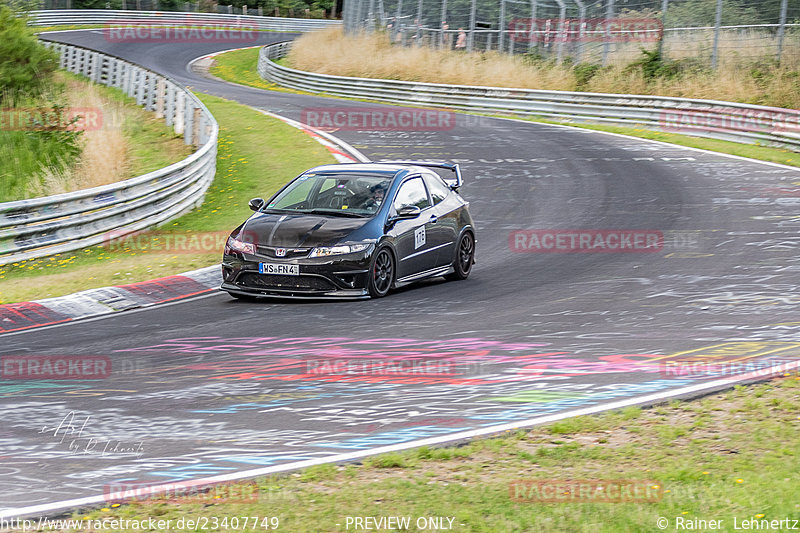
<box><xmin>259</xmin><ymin>263</ymin><xmax>299</xmax><ymax>276</ymax></box>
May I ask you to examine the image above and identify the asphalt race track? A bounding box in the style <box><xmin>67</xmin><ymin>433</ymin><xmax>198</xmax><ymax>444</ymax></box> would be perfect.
<box><xmin>2</xmin><ymin>29</ymin><xmax>800</xmax><ymax>515</ymax></box>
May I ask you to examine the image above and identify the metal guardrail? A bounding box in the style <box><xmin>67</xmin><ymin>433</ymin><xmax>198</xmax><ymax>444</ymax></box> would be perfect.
<box><xmin>0</xmin><ymin>42</ymin><xmax>218</xmax><ymax>267</ymax></box>
<box><xmin>28</xmin><ymin>9</ymin><xmax>341</xmax><ymax>32</ymax></box>
<box><xmin>258</xmin><ymin>41</ymin><xmax>800</xmax><ymax>152</ymax></box>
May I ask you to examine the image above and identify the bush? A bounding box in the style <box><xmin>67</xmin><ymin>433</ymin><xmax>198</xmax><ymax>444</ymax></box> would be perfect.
<box><xmin>0</xmin><ymin>5</ymin><xmax>59</xmax><ymax>104</ymax></box>
<box><xmin>573</xmin><ymin>63</ymin><xmax>605</xmax><ymax>90</ymax></box>
<box><xmin>623</xmin><ymin>47</ymin><xmax>707</xmax><ymax>83</ymax></box>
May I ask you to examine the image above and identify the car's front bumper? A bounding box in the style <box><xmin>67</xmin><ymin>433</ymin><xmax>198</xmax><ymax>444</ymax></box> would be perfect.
<box><xmin>220</xmin><ymin>250</ymin><xmax>373</xmax><ymax>299</ymax></box>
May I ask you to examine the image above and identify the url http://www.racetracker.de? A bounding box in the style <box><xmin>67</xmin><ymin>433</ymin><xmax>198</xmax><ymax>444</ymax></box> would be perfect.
<box><xmin>1</xmin><ymin>515</ymin><xmax>281</xmax><ymax>531</ymax></box>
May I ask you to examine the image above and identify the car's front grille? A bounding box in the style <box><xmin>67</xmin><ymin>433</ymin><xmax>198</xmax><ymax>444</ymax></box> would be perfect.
<box><xmin>237</xmin><ymin>273</ymin><xmax>335</xmax><ymax>292</ymax></box>
<box><xmin>256</xmin><ymin>246</ymin><xmax>311</xmax><ymax>259</ymax></box>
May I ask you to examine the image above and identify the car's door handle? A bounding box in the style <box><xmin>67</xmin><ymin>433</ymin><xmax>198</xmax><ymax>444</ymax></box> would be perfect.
<box><xmin>429</xmin><ymin>216</ymin><xmax>438</xmax><ymax>224</ymax></box>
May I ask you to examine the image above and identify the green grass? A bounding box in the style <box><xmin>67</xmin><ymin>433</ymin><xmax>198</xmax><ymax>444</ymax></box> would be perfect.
<box><xmin>0</xmin><ymin>127</ymin><xmax>81</xmax><ymax>202</ymax></box>
<box><xmin>0</xmin><ymin>93</ymin><xmax>335</xmax><ymax>304</ymax></box>
<box><xmin>67</xmin><ymin>376</ymin><xmax>800</xmax><ymax>532</ymax></box>
<box><xmin>208</xmin><ymin>47</ymin><xmax>800</xmax><ymax>170</ymax></box>
<box><xmin>210</xmin><ymin>47</ymin><xmax>279</xmax><ymax>91</ymax></box>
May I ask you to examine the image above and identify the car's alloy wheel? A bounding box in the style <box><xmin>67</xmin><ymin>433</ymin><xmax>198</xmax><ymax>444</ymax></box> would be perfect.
<box><xmin>369</xmin><ymin>248</ymin><xmax>394</xmax><ymax>298</ymax></box>
<box><xmin>446</xmin><ymin>232</ymin><xmax>474</xmax><ymax>281</ymax></box>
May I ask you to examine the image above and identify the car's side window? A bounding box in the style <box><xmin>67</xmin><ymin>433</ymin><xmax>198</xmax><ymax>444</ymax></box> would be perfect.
<box><xmin>425</xmin><ymin>174</ymin><xmax>451</xmax><ymax>205</ymax></box>
<box><xmin>393</xmin><ymin>177</ymin><xmax>430</xmax><ymax>211</ymax></box>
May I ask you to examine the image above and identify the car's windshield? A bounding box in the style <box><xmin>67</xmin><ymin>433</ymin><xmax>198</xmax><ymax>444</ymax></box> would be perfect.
<box><xmin>264</xmin><ymin>173</ymin><xmax>393</xmax><ymax>217</ymax></box>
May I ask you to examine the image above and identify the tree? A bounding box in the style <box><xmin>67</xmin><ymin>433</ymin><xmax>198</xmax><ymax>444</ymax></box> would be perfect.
<box><xmin>0</xmin><ymin>5</ymin><xmax>59</xmax><ymax>104</ymax></box>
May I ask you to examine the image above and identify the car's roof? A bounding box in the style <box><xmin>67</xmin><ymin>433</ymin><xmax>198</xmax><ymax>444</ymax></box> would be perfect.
<box><xmin>303</xmin><ymin>163</ymin><xmax>433</xmax><ymax>177</ymax></box>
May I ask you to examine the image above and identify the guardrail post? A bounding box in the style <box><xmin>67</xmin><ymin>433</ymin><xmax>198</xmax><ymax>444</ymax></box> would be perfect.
<box><xmin>155</xmin><ymin>79</ymin><xmax>166</xmax><ymax>119</ymax></box>
<box><xmin>58</xmin><ymin>43</ymin><xmax>68</xmax><ymax>68</ymax></box>
<box><xmin>165</xmin><ymin>83</ymin><xmax>176</xmax><ymax>126</ymax></box>
<box><xmin>109</xmin><ymin>59</ymin><xmax>119</xmax><ymax>88</ymax></box>
<box><xmin>183</xmin><ymin>97</ymin><xmax>193</xmax><ymax>144</ymax></box>
<box><xmin>123</xmin><ymin>63</ymin><xmax>133</xmax><ymax>96</ymax></box>
<box><xmin>175</xmin><ymin>89</ymin><xmax>186</xmax><ymax>135</ymax></box>
<box><xmin>146</xmin><ymin>74</ymin><xmax>157</xmax><ymax>111</ymax></box>
<box><xmin>136</xmin><ymin>69</ymin><xmax>147</xmax><ymax>106</ymax></box>
<box><xmin>80</xmin><ymin>48</ymin><xmax>89</xmax><ymax>76</ymax></box>
<box><xmin>196</xmin><ymin>115</ymin><xmax>205</xmax><ymax>146</ymax></box>
<box><xmin>92</xmin><ymin>52</ymin><xmax>103</xmax><ymax>83</ymax></box>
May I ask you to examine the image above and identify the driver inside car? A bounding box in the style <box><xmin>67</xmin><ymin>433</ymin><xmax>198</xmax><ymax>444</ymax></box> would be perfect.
<box><xmin>364</xmin><ymin>184</ymin><xmax>386</xmax><ymax>210</ymax></box>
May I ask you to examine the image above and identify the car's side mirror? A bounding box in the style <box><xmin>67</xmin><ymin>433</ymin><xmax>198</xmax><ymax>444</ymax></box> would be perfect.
<box><xmin>398</xmin><ymin>205</ymin><xmax>422</xmax><ymax>219</ymax></box>
<box><xmin>249</xmin><ymin>198</ymin><xmax>265</xmax><ymax>212</ymax></box>
<box><xmin>386</xmin><ymin>205</ymin><xmax>421</xmax><ymax>229</ymax></box>
<box><xmin>388</xmin><ymin>205</ymin><xmax>421</xmax><ymax>224</ymax></box>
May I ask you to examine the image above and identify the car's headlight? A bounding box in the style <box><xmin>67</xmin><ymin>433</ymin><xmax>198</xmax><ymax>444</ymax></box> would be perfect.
<box><xmin>226</xmin><ymin>235</ymin><xmax>256</xmax><ymax>255</ymax></box>
<box><xmin>309</xmin><ymin>243</ymin><xmax>371</xmax><ymax>257</ymax></box>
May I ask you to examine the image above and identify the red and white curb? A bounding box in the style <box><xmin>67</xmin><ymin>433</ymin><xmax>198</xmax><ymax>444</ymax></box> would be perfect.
<box><xmin>0</xmin><ymin>266</ymin><xmax>221</xmax><ymax>335</ymax></box>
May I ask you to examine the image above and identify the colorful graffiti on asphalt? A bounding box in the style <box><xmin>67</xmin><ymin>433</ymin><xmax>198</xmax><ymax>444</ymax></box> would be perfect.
<box><xmin>2</xmin><ymin>336</ymin><xmax>798</xmax><ymax>511</ymax></box>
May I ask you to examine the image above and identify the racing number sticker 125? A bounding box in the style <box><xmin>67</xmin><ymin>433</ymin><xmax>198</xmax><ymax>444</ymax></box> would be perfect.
<box><xmin>414</xmin><ymin>226</ymin><xmax>426</xmax><ymax>249</ymax></box>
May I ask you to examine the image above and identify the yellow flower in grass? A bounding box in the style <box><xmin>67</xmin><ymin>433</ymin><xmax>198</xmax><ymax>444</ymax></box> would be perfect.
<box><xmin>736</xmin><ymin>479</ymin><xmax>744</xmax><ymax>484</ymax></box>
<box><xmin>755</xmin><ymin>514</ymin><xmax>765</xmax><ymax>519</ymax></box>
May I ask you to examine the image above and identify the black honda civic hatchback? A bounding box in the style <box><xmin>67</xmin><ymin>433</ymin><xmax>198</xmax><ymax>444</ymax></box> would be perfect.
<box><xmin>220</xmin><ymin>161</ymin><xmax>476</xmax><ymax>299</ymax></box>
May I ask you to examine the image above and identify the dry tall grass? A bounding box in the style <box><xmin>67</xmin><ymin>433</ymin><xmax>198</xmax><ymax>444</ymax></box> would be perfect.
<box><xmin>26</xmin><ymin>76</ymin><xmax>130</xmax><ymax>197</ymax></box>
<box><xmin>288</xmin><ymin>28</ymin><xmax>800</xmax><ymax>109</ymax></box>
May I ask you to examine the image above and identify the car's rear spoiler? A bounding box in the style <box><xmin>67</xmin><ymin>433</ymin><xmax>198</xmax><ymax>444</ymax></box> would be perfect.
<box><xmin>379</xmin><ymin>161</ymin><xmax>463</xmax><ymax>190</ymax></box>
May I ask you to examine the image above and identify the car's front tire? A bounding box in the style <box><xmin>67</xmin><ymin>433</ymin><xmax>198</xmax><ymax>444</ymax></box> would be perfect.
<box><xmin>445</xmin><ymin>231</ymin><xmax>475</xmax><ymax>281</ymax></box>
<box><xmin>368</xmin><ymin>247</ymin><xmax>395</xmax><ymax>298</ymax></box>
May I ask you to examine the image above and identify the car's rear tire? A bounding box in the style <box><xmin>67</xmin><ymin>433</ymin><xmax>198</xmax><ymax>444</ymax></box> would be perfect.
<box><xmin>368</xmin><ymin>247</ymin><xmax>395</xmax><ymax>298</ymax></box>
<box><xmin>445</xmin><ymin>231</ymin><xmax>474</xmax><ymax>281</ymax></box>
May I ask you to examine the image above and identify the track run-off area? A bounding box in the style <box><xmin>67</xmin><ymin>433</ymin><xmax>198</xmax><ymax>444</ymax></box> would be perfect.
<box><xmin>2</xmin><ymin>29</ymin><xmax>800</xmax><ymax>517</ymax></box>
